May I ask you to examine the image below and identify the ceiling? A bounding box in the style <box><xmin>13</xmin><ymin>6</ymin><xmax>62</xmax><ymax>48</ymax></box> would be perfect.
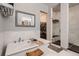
<box><xmin>69</xmin><ymin>3</ymin><xmax>79</xmax><ymax>7</ymax></box>
<box><xmin>43</xmin><ymin>3</ymin><xmax>58</xmax><ymax>8</ymax></box>
<box><xmin>57</xmin><ymin>3</ymin><xmax>79</xmax><ymax>12</ymax></box>
<box><xmin>44</xmin><ymin>3</ymin><xmax>79</xmax><ymax>12</ymax></box>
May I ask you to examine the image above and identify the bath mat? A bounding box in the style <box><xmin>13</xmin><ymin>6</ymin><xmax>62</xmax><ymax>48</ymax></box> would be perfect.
<box><xmin>26</xmin><ymin>49</ymin><xmax>44</xmax><ymax>56</ymax></box>
<box><xmin>48</xmin><ymin>44</ymin><xmax>63</xmax><ymax>53</ymax></box>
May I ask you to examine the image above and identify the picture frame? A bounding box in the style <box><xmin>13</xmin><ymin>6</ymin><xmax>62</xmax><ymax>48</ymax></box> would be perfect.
<box><xmin>15</xmin><ymin>10</ymin><xmax>35</xmax><ymax>27</ymax></box>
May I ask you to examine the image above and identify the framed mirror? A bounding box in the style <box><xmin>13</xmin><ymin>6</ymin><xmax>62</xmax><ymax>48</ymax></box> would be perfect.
<box><xmin>15</xmin><ymin>10</ymin><xmax>35</xmax><ymax>27</ymax></box>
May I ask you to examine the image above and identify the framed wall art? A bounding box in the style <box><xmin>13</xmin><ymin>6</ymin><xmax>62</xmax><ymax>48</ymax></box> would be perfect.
<box><xmin>15</xmin><ymin>10</ymin><xmax>35</xmax><ymax>27</ymax></box>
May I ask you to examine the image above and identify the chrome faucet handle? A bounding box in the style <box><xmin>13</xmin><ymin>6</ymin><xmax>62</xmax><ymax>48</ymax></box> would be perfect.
<box><xmin>18</xmin><ymin>37</ymin><xmax>21</xmax><ymax>42</ymax></box>
<box><xmin>14</xmin><ymin>41</ymin><xmax>16</xmax><ymax>43</ymax></box>
<box><xmin>29</xmin><ymin>38</ymin><xmax>33</xmax><ymax>41</ymax></box>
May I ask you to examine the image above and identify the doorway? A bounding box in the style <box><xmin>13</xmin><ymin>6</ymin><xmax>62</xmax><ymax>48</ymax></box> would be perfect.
<box><xmin>40</xmin><ymin>11</ymin><xmax>48</xmax><ymax>39</ymax></box>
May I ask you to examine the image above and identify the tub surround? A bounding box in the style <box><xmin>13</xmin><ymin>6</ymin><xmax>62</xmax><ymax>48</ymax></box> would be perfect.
<box><xmin>5</xmin><ymin>38</ymin><xmax>79</xmax><ymax>56</ymax></box>
<box><xmin>5</xmin><ymin>38</ymin><xmax>50</xmax><ymax>56</ymax></box>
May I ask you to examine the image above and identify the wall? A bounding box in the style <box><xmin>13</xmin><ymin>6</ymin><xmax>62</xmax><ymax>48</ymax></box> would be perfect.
<box><xmin>0</xmin><ymin>3</ymin><xmax>48</xmax><ymax>55</ymax></box>
<box><xmin>47</xmin><ymin>8</ymin><xmax>53</xmax><ymax>41</ymax></box>
<box><xmin>53</xmin><ymin>11</ymin><xmax>60</xmax><ymax>35</ymax></box>
<box><xmin>53</xmin><ymin>11</ymin><xmax>60</xmax><ymax>20</ymax></box>
<box><xmin>60</xmin><ymin>3</ymin><xmax>69</xmax><ymax>49</ymax></box>
<box><xmin>69</xmin><ymin>5</ymin><xmax>79</xmax><ymax>46</ymax></box>
<box><xmin>3</xmin><ymin>3</ymin><xmax>48</xmax><ymax>45</ymax></box>
<box><xmin>40</xmin><ymin>12</ymin><xmax>47</xmax><ymax>23</ymax></box>
<box><xmin>52</xmin><ymin>11</ymin><xmax>60</xmax><ymax>42</ymax></box>
<box><xmin>0</xmin><ymin>14</ymin><xmax>4</xmax><ymax>55</ymax></box>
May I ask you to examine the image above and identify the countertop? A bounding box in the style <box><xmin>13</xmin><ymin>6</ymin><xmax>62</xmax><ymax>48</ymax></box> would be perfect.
<box><xmin>5</xmin><ymin>38</ymin><xmax>50</xmax><ymax>56</ymax></box>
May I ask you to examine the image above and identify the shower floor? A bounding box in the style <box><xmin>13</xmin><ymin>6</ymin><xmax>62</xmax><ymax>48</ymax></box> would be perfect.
<box><xmin>53</xmin><ymin>40</ymin><xmax>79</xmax><ymax>53</ymax></box>
<box><xmin>68</xmin><ymin>43</ymin><xmax>79</xmax><ymax>53</ymax></box>
<box><xmin>53</xmin><ymin>40</ymin><xmax>60</xmax><ymax>46</ymax></box>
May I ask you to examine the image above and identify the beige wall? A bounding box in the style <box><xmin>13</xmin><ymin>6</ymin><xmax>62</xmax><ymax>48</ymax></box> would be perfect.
<box><xmin>69</xmin><ymin>4</ymin><xmax>79</xmax><ymax>46</ymax></box>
